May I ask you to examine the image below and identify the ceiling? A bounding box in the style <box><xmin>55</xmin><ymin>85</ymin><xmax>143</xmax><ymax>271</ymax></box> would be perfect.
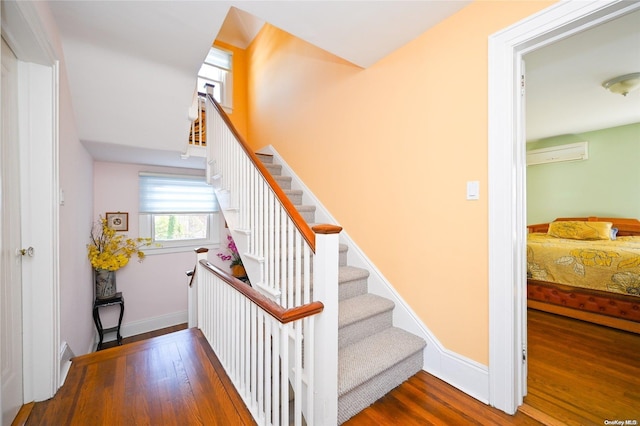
<box><xmin>525</xmin><ymin>9</ymin><xmax>640</xmax><ymax>141</ymax></box>
<box><xmin>48</xmin><ymin>0</ymin><xmax>470</xmax><ymax>169</ymax></box>
<box><xmin>47</xmin><ymin>1</ymin><xmax>639</xmax><ymax>168</ymax></box>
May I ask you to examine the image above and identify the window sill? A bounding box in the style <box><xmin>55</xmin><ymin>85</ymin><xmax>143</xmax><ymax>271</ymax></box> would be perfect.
<box><xmin>143</xmin><ymin>243</ymin><xmax>220</xmax><ymax>256</ymax></box>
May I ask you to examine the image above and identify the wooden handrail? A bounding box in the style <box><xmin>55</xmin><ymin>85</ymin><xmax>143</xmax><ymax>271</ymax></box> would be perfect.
<box><xmin>200</xmin><ymin>259</ymin><xmax>324</xmax><ymax>324</ymax></box>
<box><xmin>204</xmin><ymin>92</ymin><xmax>317</xmax><ymax>251</ymax></box>
<box><xmin>312</xmin><ymin>224</ymin><xmax>343</xmax><ymax>235</ymax></box>
<box><xmin>187</xmin><ymin>247</ymin><xmax>210</xmax><ymax>287</ymax></box>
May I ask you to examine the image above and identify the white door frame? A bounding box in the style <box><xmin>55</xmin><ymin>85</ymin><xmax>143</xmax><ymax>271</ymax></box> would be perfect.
<box><xmin>488</xmin><ymin>0</ymin><xmax>640</xmax><ymax>414</ymax></box>
<box><xmin>1</xmin><ymin>0</ymin><xmax>61</xmax><ymax>402</ymax></box>
<box><xmin>1</xmin><ymin>35</ymin><xmax>24</xmax><ymax>425</ymax></box>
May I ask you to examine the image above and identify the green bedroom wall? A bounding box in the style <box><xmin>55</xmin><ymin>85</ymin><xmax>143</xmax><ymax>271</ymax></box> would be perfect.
<box><xmin>527</xmin><ymin>122</ymin><xmax>640</xmax><ymax>225</ymax></box>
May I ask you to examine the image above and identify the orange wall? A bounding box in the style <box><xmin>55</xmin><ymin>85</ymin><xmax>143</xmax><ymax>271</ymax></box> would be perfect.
<box><xmin>245</xmin><ymin>1</ymin><xmax>554</xmax><ymax>365</ymax></box>
<box><xmin>214</xmin><ymin>40</ymin><xmax>248</xmax><ymax>139</ymax></box>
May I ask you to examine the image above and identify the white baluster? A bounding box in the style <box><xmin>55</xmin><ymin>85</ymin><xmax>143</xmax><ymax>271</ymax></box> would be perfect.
<box><xmin>201</xmin><ymin>92</ymin><xmax>338</xmax><ymax>425</ymax></box>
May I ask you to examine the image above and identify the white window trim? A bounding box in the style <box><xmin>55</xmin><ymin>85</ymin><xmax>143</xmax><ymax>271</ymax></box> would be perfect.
<box><xmin>198</xmin><ymin>46</ymin><xmax>233</xmax><ymax>113</ymax></box>
<box><xmin>139</xmin><ymin>212</ymin><xmax>220</xmax><ymax>255</ymax></box>
<box><xmin>139</xmin><ymin>171</ymin><xmax>220</xmax><ymax>253</ymax></box>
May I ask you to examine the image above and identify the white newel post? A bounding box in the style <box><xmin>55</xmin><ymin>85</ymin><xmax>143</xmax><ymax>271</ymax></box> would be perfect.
<box><xmin>311</xmin><ymin>225</ymin><xmax>341</xmax><ymax>425</ymax></box>
<box><xmin>189</xmin><ymin>247</ymin><xmax>209</xmax><ymax>328</ymax></box>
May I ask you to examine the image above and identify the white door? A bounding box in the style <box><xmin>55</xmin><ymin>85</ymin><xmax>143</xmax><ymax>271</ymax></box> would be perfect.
<box><xmin>1</xmin><ymin>36</ymin><xmax>24</xmax><ymax>425</ymax></box>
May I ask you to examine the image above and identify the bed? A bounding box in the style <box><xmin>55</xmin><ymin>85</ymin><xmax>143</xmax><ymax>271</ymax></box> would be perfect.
<box><xmin>526</xmin><ymin>217</ymin><xmax>640</xmax><ymax>333</ymax></box>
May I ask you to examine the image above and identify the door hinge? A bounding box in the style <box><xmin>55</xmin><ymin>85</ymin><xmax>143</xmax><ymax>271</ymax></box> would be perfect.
<box><xmin>522</xmin><ymin>346</ymin><xmax>527</xmax><ymax>362</ymax></box>
<box><xmin>521</xmin><ymin>75</ymin><xmax>525</xmax><ymax>96</ymax></box>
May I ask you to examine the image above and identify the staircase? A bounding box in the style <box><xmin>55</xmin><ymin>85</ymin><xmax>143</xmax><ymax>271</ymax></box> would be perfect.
<box><xmin>256</xmin><ymin>153</ymin><xmax>427</xmax><ymax>424</ymax></box>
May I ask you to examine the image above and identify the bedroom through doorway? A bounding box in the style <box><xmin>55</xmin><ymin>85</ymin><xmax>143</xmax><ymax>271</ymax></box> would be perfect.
<box><xmin>521</xmin><ymin>7</ymin><xmax>640</xmax><ymax>422</ymax></box>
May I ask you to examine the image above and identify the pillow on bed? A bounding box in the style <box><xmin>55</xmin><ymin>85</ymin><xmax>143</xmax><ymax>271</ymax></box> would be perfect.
<box><xmin>547</xmin><ymin>221</ymin><xmax>613</xmax><ymax>240</ymax></box>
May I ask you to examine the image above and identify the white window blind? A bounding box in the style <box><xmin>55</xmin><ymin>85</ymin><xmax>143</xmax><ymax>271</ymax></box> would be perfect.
<box><xmin>203</xmin><ymin>47</ymin><xmax>231</xmax><ymax>71</ymax></box>
<box><xmin>197</xmin><ymin>46</ymin><xmax>233</xmax><ymax>111</ymax></box>
<box><xmin>139</xmin><ymin>173</ymin><xmax>218</xmax><ymax>213</ymax></box>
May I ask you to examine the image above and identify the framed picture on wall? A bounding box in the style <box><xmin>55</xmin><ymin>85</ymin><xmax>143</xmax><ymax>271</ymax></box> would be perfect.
<box><xmin>106</xmin><ymin>212</ymin><xmax>128</xmax><ymax>231</ymax></box>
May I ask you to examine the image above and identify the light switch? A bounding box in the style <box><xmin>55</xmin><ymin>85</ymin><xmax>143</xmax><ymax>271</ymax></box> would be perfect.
<box><xmin>466</xmin><ymin>181</ymin><xmax>479</xmax><ymax>200</ymax></box>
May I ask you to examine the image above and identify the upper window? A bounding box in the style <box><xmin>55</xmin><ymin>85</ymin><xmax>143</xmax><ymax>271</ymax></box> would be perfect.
<box><xmin>197</xmin><ymin>46</ymin><xmax>233</xmax><ymax>112</ymax></box>
<box><xmin>139</xmin><ymin>173</ymin><xmax>220</xmax><ymax>253</ymax></box>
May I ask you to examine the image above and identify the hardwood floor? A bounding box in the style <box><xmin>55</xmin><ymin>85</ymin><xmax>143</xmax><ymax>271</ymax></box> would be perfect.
<box><xmin>99</xmin><ymin>323</ymin><xmax>188</xmax><ymax>349</ymax></box>
<box><xmin>523</xmin><ymin>309</ymin><xmax>640</xmax><ymax>425</ymax></box>
<box><xmin>346</xmin><ymin>308</ymin><xmax>640</xmax><ymax>425</ymax></box>
<box><xmin>344</xmin><ymin>371</ymin><xmax>541</xmax><ymax>425</ymax></box>
<box><xmin>23</xmin><ymin>310</ymin><xmax>640</xmax><ymax>425</ymax></box>
<box><xmin>26</xmin><ymin>328</ymin><xmax>255</xmax><ymax>425</ymax></box>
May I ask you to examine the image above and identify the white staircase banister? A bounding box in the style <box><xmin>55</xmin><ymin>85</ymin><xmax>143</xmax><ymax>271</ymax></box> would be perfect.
<box><xmin>195</xmin><ymin>84</ymin><xmax>341</xmax><ymax>425</ymax></box>
<box><xmin>194</xmin><ymin>246</ymin><xmax>337</xmax><ymax>425</ymax></box>
<box><xmin>195</xmin><ymin>85</ymin><xmax>428</xmax><ymax>423</ymax></box>
<box><xmin>310</xmin><ymin>225</ymin><xmax>341</xmax><ymax>425</ymax></box>
<box><xmin>204</xmin><ymin>86</ymin><xmax>315</xmax><ymax>251</ymax></box>
<box><xmin>187</xmin><ymin>247</ymin><xmax>209</xmax><ymax>328</ymax></box>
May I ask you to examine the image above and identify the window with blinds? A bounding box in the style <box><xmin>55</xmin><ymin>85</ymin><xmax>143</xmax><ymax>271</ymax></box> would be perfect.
<box><xmin>197</xmin><ymin>46</ymin><xmax>233</xmax><ymax>111</ymax></box>
<box><xmin>139</xmin><ymin>173</ymin><xmax>220</xmax><ymax>252</ymax></box>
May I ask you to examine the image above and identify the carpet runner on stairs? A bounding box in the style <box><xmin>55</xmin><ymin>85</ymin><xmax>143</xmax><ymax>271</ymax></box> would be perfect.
<box><xmin>256</xmin><ymin>153</ymin><xmax>427</xmax><ymax>424</ymax></box>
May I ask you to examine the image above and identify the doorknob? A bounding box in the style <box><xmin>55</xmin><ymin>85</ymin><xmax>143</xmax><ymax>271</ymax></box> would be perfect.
<box><xmin>18</xmin><ymin>247</ymin><xmax>35</xmax><ymax>257</ymax></box>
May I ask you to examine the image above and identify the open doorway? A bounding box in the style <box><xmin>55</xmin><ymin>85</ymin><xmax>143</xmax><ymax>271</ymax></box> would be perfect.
<box><xmin>488</xmin><ymin>0</ymin><xmax>640</xmax><ymax>416</ymax></box>
<box><xmin>521</xmin><ymin>8</ymin><xmax>640</xmax><ymax>422</ymax></box>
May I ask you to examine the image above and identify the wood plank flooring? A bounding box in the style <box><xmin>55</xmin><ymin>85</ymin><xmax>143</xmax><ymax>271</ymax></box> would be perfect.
<box><xmin>24</xmin><ymin>309</ymin><xmax>640</xmax><ymax>425</ymax></box>
<box><xmin>523</xmin><ymin>309</ymin><xmax>640</xmax><ymax>425</ymax></box>
<box><xmin>344</xmin><ymin>371</ymin><xmax>541</xmax><ymax>425</ymax></box>
<box><xmin>347</xmin><ymin>309</ymin><xmax>640</xmax><ymax>425</ymax></box>
<box><xmin>26</xmin><ymin>328</ymin><xmax>255</xmax><ymax>425</ymax></box>
<box><xmin>99</xmin><ymin>323</ymin><xmax>188</xmax><ymax>349</ymax></box>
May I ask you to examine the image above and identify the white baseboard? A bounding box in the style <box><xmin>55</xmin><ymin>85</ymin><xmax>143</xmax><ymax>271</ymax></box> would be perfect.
<box><xmin>59</xmin><ymin>341</ymin><xmax>75</xmax><ymax>386</ymax></box>
<box><xmin>428</xmin><ymin>345</ymin><xmax>489</xmax><ymax>404</ymax></box>
<box><xmin>96</xmin><ymin>310</ymin><xmax>188</xmax><ymax>345</ymax></box>
<box><xmin>257</xmin><ymin>145</ymin><xmax>490</xmax><ymax>403</ymax></box>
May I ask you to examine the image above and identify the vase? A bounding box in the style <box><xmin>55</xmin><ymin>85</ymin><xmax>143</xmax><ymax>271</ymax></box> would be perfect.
<box><xmin>95</xmin><ymin>268</ymin><xmax>117</xmax><ymax>299</ymax></box>
<box><xmin>231</xmin><ymin>264</ymin><xmax>246</xmax><ymax>278</ymax></box>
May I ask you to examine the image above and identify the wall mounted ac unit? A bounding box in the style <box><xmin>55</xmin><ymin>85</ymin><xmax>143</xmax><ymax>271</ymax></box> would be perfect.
<box><xmin>526</xmin><ymin>141</ymin><xmax>588</xmax><ymax>166</ymax></box>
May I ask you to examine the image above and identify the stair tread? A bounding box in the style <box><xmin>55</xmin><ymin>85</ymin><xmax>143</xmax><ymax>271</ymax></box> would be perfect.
<box><xmin>273</xmin><ymin>175</ymin><xmax>292</xmax><ymax>190</ymax></box>
<box><xmin>339</xmin><ymin>266</ymin><xmax>369</xmax><ymax>283</ymax></box>
<box><xmin>339</xmin><ymin>293</ymin><xmax>394</xmax><ymax>328</ymax></box>
<box><xmin>264</xmin><ymin>167</ymin><xmax>282</xmax><ymax>176</ymax></box>
<box><xmin>251</xmin><ymin>150</ymin><xmax>427</xmax><ymax>422</ymax></box>
<box><xmin>238</xmin><ymin>152</ymin><xmax>429</xmax><ymax>423</ymax></box>
<box><xmin>284</xmin><ymin>189</ymin><xmax>303</xmax><ymax>195</ymax></box>
<box><xmin>255</xmin><ymin>152</ymin><xmax>273</xmax><ymax>163</ymax></box>
<box><xmin>338</xmin><ymin>327</ymin><xmax>426</xmax><ymax>395</ymax></box>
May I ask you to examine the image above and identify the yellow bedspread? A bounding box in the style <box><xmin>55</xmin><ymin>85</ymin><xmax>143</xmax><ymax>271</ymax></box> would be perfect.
<box><xmin>527</xmin><ymin>233</ymin><xmax>640</xmax><ymax>297</ymax></box>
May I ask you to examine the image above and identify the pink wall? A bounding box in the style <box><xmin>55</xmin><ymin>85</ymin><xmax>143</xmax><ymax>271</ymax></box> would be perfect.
<box><xmin>87</xmin><ymin>38</ymin><xmax>251</xmax><ymax>344</ymax></box>
<box><xmin>245</xmin><ymin>1</ymin><xmax>554</xmax><ymax>364</ymax></box>
<box><xmin>92</xmin><ymin>162</ymin><xmax>206</xmax><ymax>332</ymax></box>
<box><xmin>30</xmin><ymin>1</ymin><xmax>97</xmax><ymax>357</ymax></box>
<box><xmin>58</xmin><ymin>75</ymin><xmax>95</xmax><ymax>355</ymax></box>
